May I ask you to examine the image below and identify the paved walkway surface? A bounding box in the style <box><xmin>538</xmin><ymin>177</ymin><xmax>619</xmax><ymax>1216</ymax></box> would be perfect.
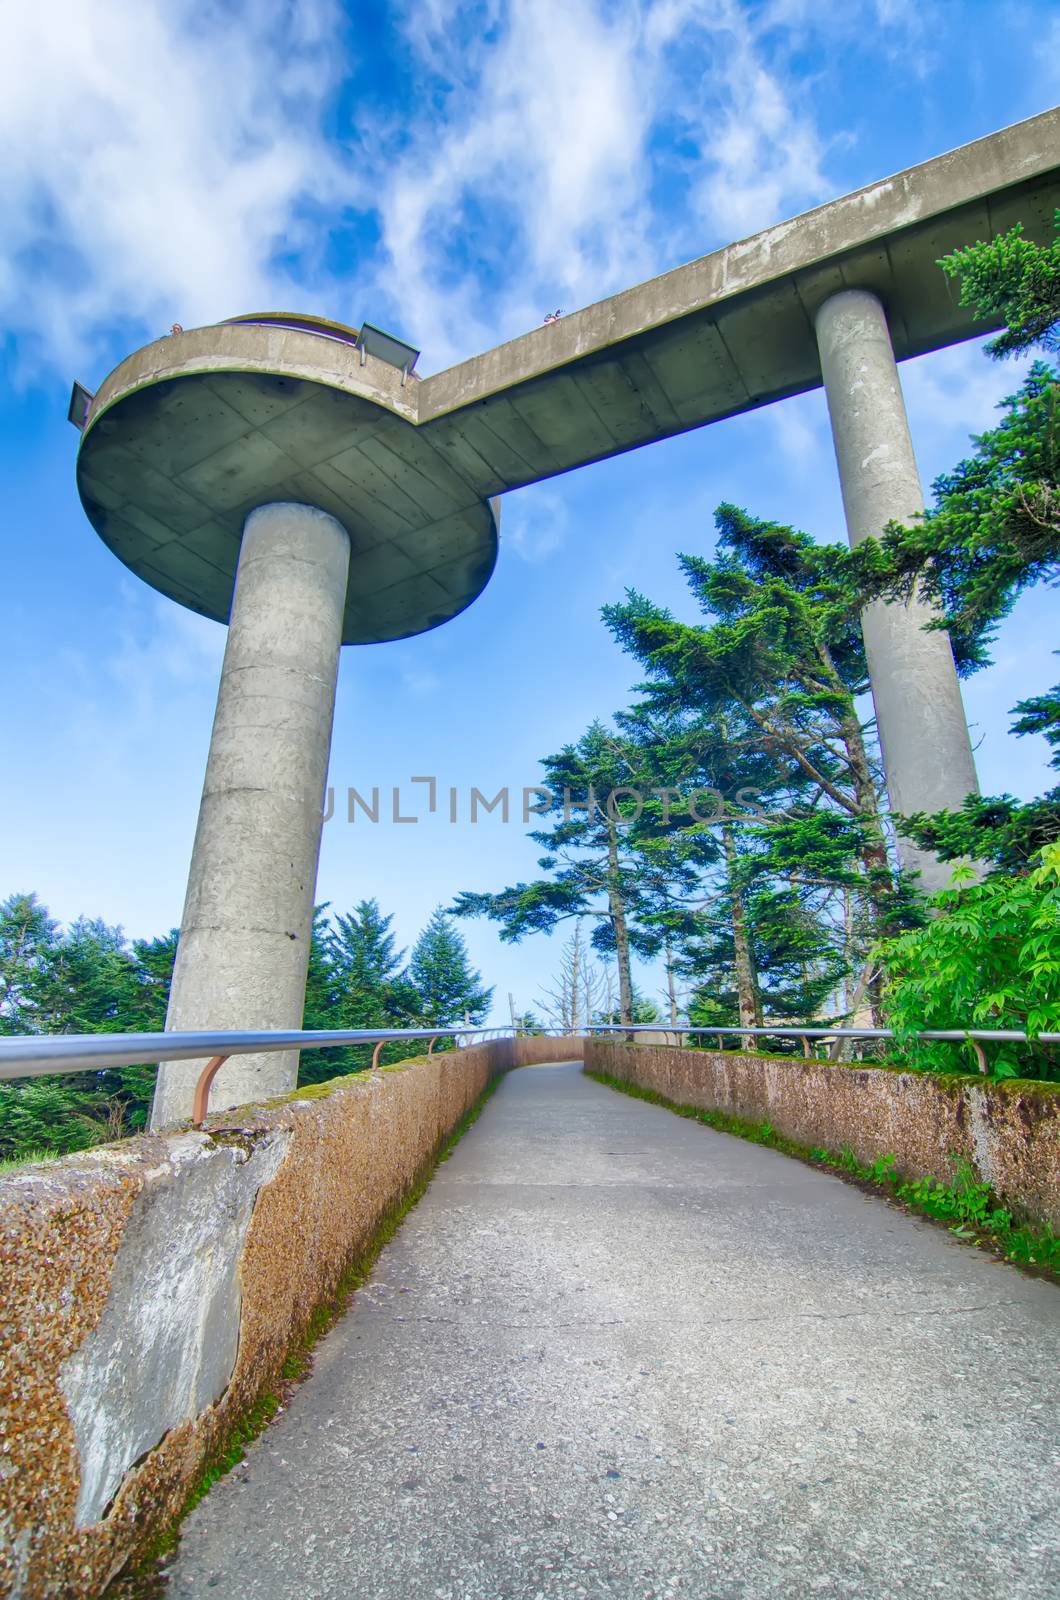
<box><xmin>167</xmin><ymin>1063</ymin><xmax>1060</xmax><ymax>1600</ymax></box>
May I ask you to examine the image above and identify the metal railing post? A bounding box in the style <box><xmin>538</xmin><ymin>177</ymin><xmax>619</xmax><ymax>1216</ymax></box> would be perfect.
<box><xmin>192</xmin><ymin>1055</ymin><xmax>230</xmax><ymax>1128</ymax></box>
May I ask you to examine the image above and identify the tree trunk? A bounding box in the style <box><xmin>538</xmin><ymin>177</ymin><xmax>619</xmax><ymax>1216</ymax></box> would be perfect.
<box><xmin>664</xmin><ymin>939</ymin><xmax>679</xmax><ymax>1029</ymax></box>
<box><xmin>606</xmin><ymin>824</ymin><xmax>634</xmax><ymax>1026</ymax></box>
<box><xmin>836</xmin><ymin>709</ymin><xmax>889</xmax><ymax>1023</ymax></box>
<box><xmin>569</xmin><ymin>922</ymin><xmax>582</xmax><ymax>1033</ymax></box>
<box><xmin>722</xmin><ymin>821</ymin><xmax>760</xmax><ymax>1049</ymax></box>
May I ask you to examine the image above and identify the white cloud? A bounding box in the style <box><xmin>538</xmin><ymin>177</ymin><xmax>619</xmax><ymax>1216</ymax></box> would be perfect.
<box><xmin>672</xmin><ymin>4</ymin><xmax>832</xmax><ymax>241</ymax></box>
<box><xmin>354</xmin><ymin>0</ymin><xmax>888</xmax><ymax>367</ymax></box>
<box><xmin>0</xmin><ymin>0</ymin><xmax>345</xmax><ymax>372</ymax></box>
<box><xmin>2</xmin><ymin>0</ymin><xmax>939</xmax><ymax>383</ymax></box>
<box><xmin>501</xmin><ymin>485</ymin><xmax>570</xmax><ymax>562</ymax></box>
<box><xmin>366</xmin><ymin>0</ymin><xmax>659</xmax><ymax>367</ymax></box>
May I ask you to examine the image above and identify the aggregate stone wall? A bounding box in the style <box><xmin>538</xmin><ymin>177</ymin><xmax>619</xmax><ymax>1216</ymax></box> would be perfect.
<box><xmin>584</xmin><ymin>1039</ymin><xmax>1060</xmax><ymax>1229</ymax></box>
<box><xmin>0</xmin><ymin>1035</ymin><xmax>582</xmax><ymax>1599</ymax></box>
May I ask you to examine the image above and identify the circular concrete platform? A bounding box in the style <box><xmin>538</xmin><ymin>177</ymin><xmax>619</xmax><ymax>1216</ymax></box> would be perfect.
<box><xmin>76</xmin><ymin>318</ymin><xmax>498</xmax><ymax>645</ymax></box>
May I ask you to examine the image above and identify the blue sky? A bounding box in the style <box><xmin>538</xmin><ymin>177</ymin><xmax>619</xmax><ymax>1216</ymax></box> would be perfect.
<box><xmin>2</xmin><ymin>0</ymin><xmax>1058</xmax><ymax>1022</ymax></box>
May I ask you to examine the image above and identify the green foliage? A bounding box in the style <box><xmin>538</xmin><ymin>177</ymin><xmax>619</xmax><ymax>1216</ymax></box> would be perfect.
<box><xmin>453</xmin><ymin>721</ymin><xmax>649</xmax><ymax>1022</ymax></box>
<box><xmin>0</xmin><ymin>1079</ymin><xmax>120</xmax><ymax>1160</ymax></box>
<box><xmin>860</xmin><ymin>365</ymin><xmax>1059</xmax><ymax>655</ymax></box>
<box><xmin>0</xmin><ymin>890</ymin><xmax>496</xmax><ymax>1156</ymax></box>
<box><xmin>408</xmin><ymin>907</ymin><xmax>493</xmax><ymax>1029</ymax></box>
<box><xmin>939</xmin><ymin>210</ymin><xmax>1060</xmax><ymax>360</ymax></box>
<box><xmin>0</xmin><ymin>896</ymin><xmax>176</xmax><ymax>1160</ymax></box>
<box><xmin>0</xmin><ymin>892</ymin><xmax>59</xmax><ymax>1033</ymax></box>
<box><xmin>897</xmin><ymin>787</ymin><xmax>1060</xmax><ymax>874</ymax></box>
<box><xmin>628</xmin><ymin>985</ymin><xmax>661</xmax><ymax>1024</ymax></box>
<box><xmin>603</xmin><ymin>503</ymin><xmax>922</xmax><ymax>1024</ymax></box>
<box><xmin>299</xmin><ymin>898</ymin><xmax>448</xmax><ymax>1084</ymax></box>
<box><xmin>1012</xmin><ymin>678</ymin><xmax>1060</xmax><ymax>768</ymax></box>
<box><xmin>815</xmin><ymin>1149</ymin><xmax>1060</xmax><ymax>1272</ymax></box>
<box><xmin>875</xmin><ymin>843</ymin><xmax>1060</xmax><ymax>1081</ymax></box>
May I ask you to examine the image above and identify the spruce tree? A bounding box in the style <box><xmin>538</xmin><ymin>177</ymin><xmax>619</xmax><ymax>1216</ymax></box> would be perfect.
<box><xmin>605</xmin><ymin>506</ymin><xmax>924</xmax><ymax>1020</ymax></box>
<box><xmin>408</xmin><ymin>908</ymin><xmax>492</xmax><ymax>1028</ymax></box>
<box><xmin>453</xmin><ymin>722</ymin><xmax>654</xmax><ymax>1024</ymax></box>
<box><xmin>0</xmin><ymin>893</ymin><xmax>59</xmax><ymax>1034</ymax></box>
<box><xmin>0</xmin><ymin>902</ymin><xmax>177</xmax><ymax>1153</ymax></box>
<box><xmin>309</xmin><ymin>898</ymin><xmax>421</xmax><ymax>1077</ymax></box>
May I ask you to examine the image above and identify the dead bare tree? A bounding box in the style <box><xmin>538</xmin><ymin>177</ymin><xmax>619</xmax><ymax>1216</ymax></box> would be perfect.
<box><xmin>538</xmin><ymin>922</ymin><xmax>608</xmax><ymax>1032</ymax></box>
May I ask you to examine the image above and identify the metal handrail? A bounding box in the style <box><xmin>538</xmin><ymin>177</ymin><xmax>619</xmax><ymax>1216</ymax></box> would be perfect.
<box><xmin>587</xmin><ymin>1022</ymin><xmax>1060</xmax><ymax>1071</ymax></box>
<box><xmin>0</xmin><ymin>1024</ymin><xmax>544</xmax><ymax>1128</ymax></box>
<box><xmin>0</xmin><ymin>1026</ymin><xmax>512</xmax><ymax>1079</ymax></box>
<box><xmin>588</xmin><ymin>1024</ymin><xmax>1060</xmax><ymax>1043</ymax></box>
<box><xmin>3</xmin><ymin>1018</ymin><xmax>1052</xmax><ymax>1128</ymax></box>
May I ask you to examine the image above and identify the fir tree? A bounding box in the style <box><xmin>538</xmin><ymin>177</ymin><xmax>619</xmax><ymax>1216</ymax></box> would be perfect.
<box><xmin>853</xmin><ymin>217</ymin><xmax>1060</xmax><ymax>870</ymax></box>
<box><xmin>408</xmin><ymin>908</ymin><xmax>492</xmax><ymax>1028</ymax></box>
<box><xmin>0</xmin><ymin>904</ymin><xmax>176</xmax><ymax>1155</ymax></box>
<box><xmin>939</xmin><ymin>209</ymin><xmax>1060</xmax><ymax>360</ymax></box>
<box><xmin>310</xmin><ymin>898</ymin><xmax>421</xmax><ymax>1077</ymax></box>
<box><xmin>453</xmin><ymin>722</ymin><xmax>655</xmax><ymax>1024</ymax></box>
<box><xmin>0</xmin><ymin>893</ymin><xmax>59</xmax><ymax>1034</ymax></box>
<box><xmin>605</xmin><ymin>506</ymin><xmax>924</xmax><ymax>1020</ymax></box>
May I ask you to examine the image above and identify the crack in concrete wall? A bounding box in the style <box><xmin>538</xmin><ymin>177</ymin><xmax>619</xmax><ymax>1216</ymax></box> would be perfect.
<box><xmin>0</xmin><ymin>1037</ymin><xmax>583</xmax><ymax>1597</ymax></box>
<box><xmin>58</xmin><ymin>1131</ymin><xmax>290</xmax><ymax>1526</ymax></box>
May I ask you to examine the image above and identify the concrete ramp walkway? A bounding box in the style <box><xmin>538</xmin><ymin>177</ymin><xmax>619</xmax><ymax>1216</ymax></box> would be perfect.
<box><xmin>167</xmin><ymin>1063</ymin><xmax>1060</xmax><ymax>1599</ymax></box>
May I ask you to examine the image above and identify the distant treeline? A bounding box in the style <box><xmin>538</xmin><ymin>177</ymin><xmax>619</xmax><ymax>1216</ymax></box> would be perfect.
<box><xmin>0</xmin><ymin>895</ymin><xmax>491</xmax><ymax>1161</ymax></box>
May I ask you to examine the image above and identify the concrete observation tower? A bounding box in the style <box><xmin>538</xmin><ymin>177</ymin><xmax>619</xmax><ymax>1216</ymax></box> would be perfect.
<box><xmin>74</xmin><ymin>314</ymin><xmax>499</xmax><ymax>1126</ymax></box>
<box><xmin>72</xmin><ymin>109</ymin><xmax>1060</xmax><ymax>1126</ymax></box>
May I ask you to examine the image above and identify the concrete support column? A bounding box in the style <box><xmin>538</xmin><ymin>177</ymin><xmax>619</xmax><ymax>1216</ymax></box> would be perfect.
<box><xmin>150</xmin><ymin>502</ymin><xmax>350</xmax><ymax>1128</ymax></box>
<box><xmin>814</xmin><ymin>289</ymin><xmax>979</xmax><ymax>892</ymax></box>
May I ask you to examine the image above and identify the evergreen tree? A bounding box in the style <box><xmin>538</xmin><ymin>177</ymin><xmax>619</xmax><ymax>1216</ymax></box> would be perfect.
<box><xmin>852</xmin><ymin>217</ymin><xmax>1060</xmax><ymax>870</ymax></box>
<box><xmin>0</xmin><ymin>893</ymin><xmax>59</xmax><ymax>1034</ymax></box>
<box><xmin>323</xmin><ymin>898</ymin><xmax>422</xmax><ymax>1075</ymax></box>
<box><xmin>127</xmin><ymin>931</ymin><xmax>178</xmax><ymax>1028</ymax></box>
<box><xmin>36</xmin><ymin>917</ymin><xmax>145</xmax><ymax>1033</ymax></box>
<box><xmin>297</xmin><ymin>904</ymin><xmax>351</xmax><ymax>1085</ymax></box>
<box><xmin>0</xmin><ymin>904</ymin><xmax>177</xmax><ymax>1156</ymax></box>
<box><xmin>628</xmin><ymin>983</ymin><xmax>661</xmax><ymax>1024</ymax></box>
<box><xmin>939</xmin><ymin>209</ymin><xmax>1060</xmax><ymax>360</ymax></box>
<box><xmin>453</xmin><ymin>722</ymin><xmax>655</xmax><ymax>1024</ymax></box>
<box><xmin>605</xmin><ymin>506</ymin><xmax>924</xmax><ymax>1020</ymax></box>
<box><xmin>611</xmin><ymin>707</ymin><xmax>767</xmax><ymax>1036</ymax></box>
<box><xmin>408</xmin><ymin>908</ymin><xmax>492</xmax><ymax>1029</ymax></box>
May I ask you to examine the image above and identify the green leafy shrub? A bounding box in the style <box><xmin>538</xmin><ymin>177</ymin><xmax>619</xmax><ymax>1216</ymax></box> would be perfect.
<box><xmin>875</xmin><ymin>843</ymin><xmax>1060</xmax><ymax>1080</ymax></box>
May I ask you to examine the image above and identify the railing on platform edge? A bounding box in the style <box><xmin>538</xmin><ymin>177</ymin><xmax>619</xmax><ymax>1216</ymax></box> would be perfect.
<box><xmin>587</xmin><ymin>1023</ymin><xmax>1060</xmax><ymax>1072</ymax></box>
<box><xmin>2</xmin><ymin>1021</ymin><xmax>1056</xmax><ymax>1129</ymax></box>
<box><xmin>0</xmin><ymin>1025</ymin><xmax>566</xmax><ymax>1128</ymax></box>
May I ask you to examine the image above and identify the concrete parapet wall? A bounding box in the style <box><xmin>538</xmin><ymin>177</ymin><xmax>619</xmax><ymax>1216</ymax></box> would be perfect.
<box><xmin>0</xmin><ymin>1036</ymin><xmax>582</xmax><ymax>1598</ymax></box>
<box><xmin>584</xmin><ymin>1041</ymin><xmax>1060</xmax><ymax>1229</ymax></box>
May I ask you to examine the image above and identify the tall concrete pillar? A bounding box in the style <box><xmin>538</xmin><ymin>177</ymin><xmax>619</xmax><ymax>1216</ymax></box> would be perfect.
<box><xmin>150</xmin><ymin>502</ymin><xmax>351</xmax><ymax>1128</ymax></box>
<box><xmin>814</xmin><ymin>289</ymin><xmax>979</xmax><ymax>892</ymax></box>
